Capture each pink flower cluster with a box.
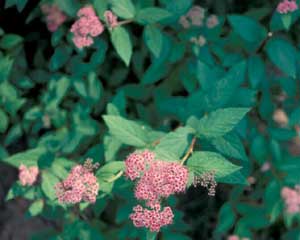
[125,150,189,232]
[104,10,118,28]
[277,0,298,14]
[55,164,99,204]
[41,4,67,32]
[70,6,104,48]
[130,204,174,232]
[179,5,205,28]
[135,160,189,207]
[281,186,300,213]
[125,150,154,180]
[18,164,39,186]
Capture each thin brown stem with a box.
[180,137,196,165]
[107,170,124,183]
[117,19,134,27]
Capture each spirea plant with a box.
[1,0,300,239]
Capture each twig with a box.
[180,137,196,165]
[107,171,124,183]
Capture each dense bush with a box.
[1,0,300,239]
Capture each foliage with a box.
[1,0,300,239]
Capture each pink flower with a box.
[125,150,155,180]
[179,16,190,28]
[134,160,188,206]
[190,35,206,47]
[104,10,118,28]
[260,162,271,172]
[277,0,298,14]
[130,204,174,232]
[281,186,300,214]
[187,6,205,26]
[41,4,67,32]
[206,14,219,28]
[70,6,104,48]
[227,236,240,240]
[18,164,39,186]
[179,5,205,28]
[55,164,99,204]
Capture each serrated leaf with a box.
[187,151,241,179]
[0,57,14,83]
[136,7,172,24]
[2,147,45,167]
[265,38,297,78]
[111,0,135,19]
[0,34,23,49]
[228,15,267,43]
[248,55,265,88]
[111,26,132,66]
[211,133,248,162]
[28,199,44,217]
[154,126,193,161]
[143,25,163,58]
[216,203,236,233]
[103,115,148,147]
[187,108,250,138]
[41,171,59,200]
[96,161,125,181]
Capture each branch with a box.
[180,137,196,165]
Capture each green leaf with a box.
[0,34,23,49]
[6,182,35,201]
[15,0,28,12]
[216,203,236,233]
[111,0,135,19]
[28,199,44,217]
[218,170,248,185]
[265,38,297,78]
[2,147,45,167]
[104,135,122,162]
[0,108,8,133]
[248,55,265,88]
[103,115,148,147]
[281,13,292,30]
[187,108,250,138]
[49,45,72,71]
[136,7,172,24]
[96,161,125,182]
[143,25,163,58]
[210,133,248,162]
[41,170,59,200]
[146,231,157,240]
[0,57,14,83]
[111,26,132,66]
[187,151,241,179]
[228,15,267,43]
[88,72,102,102]
[154,126,193,161]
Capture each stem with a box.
[180,137,196,165]
[117,19,133,27]
[107,171,124,183]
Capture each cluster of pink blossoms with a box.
[281,185,300,213]
[70,6,118,48]
[130,204,174,232]
[70,6,104,48]
[55,163,99,204]
[18,164,39,186]
[41,4,67,32]
[277,0,298,14]
[125,150,189,232]
[179,5,205,28]
[206,14,219,28]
